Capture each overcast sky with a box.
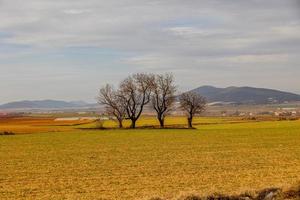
[0,0,300,103]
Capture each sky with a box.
[0,0,300,104]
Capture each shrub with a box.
[0,131,15,135]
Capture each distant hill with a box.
[0,100,95,110]
[1,86,300,109]
[191,86,300,104]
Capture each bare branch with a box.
[98,84,126,128]
[179,91,206,128]
[119,73,155,128]
[151,73,176,128]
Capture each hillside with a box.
[1,86,300,109]
[0,100,93,110]
[192,86,300,104]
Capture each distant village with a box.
[1,102,300,121]
[207,104,300,119]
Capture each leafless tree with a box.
[98,84,126,128]
[179,91,206,128]
[151,73,176,128]
[119,73,155,128]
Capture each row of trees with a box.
[98,73,206,129]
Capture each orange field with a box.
[0,116,93,134]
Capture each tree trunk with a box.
[158,116,164,128]
[130,119,136,129]
[187,117,193,129]
[118,119,123,128]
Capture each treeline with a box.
[98,73,206,129]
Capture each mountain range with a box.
[0,86,300,110]
[192,86,300,104]
[0,100,96,110]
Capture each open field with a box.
[1,116,300,199]
[0,115,256,134]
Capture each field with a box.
[1,116,300,199]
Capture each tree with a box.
[98,84,126,128]
[119,73,155,128]
[179,91,206,128]
[151,73,176,128]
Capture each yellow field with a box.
[0,116,300,199]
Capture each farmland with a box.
[0,116,300,199]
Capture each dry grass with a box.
[156,183,300,199]
[0,117,300,199]
[0,116,92,134]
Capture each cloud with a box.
[63,9,91,15]
[0,0,300,102]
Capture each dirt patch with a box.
[151,184,300,200]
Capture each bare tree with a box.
[98,84,126,128]
[119,73,155,128]
[151,73,176,128]
[179,91,206,128]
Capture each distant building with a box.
[274,109,298,117]
[0,112,8,116]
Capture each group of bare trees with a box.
[98,73,206,129]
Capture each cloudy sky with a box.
[0,0,300,103]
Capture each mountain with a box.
[0,100,94,110]
[192,86,300,104]
[1,86,300,109]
